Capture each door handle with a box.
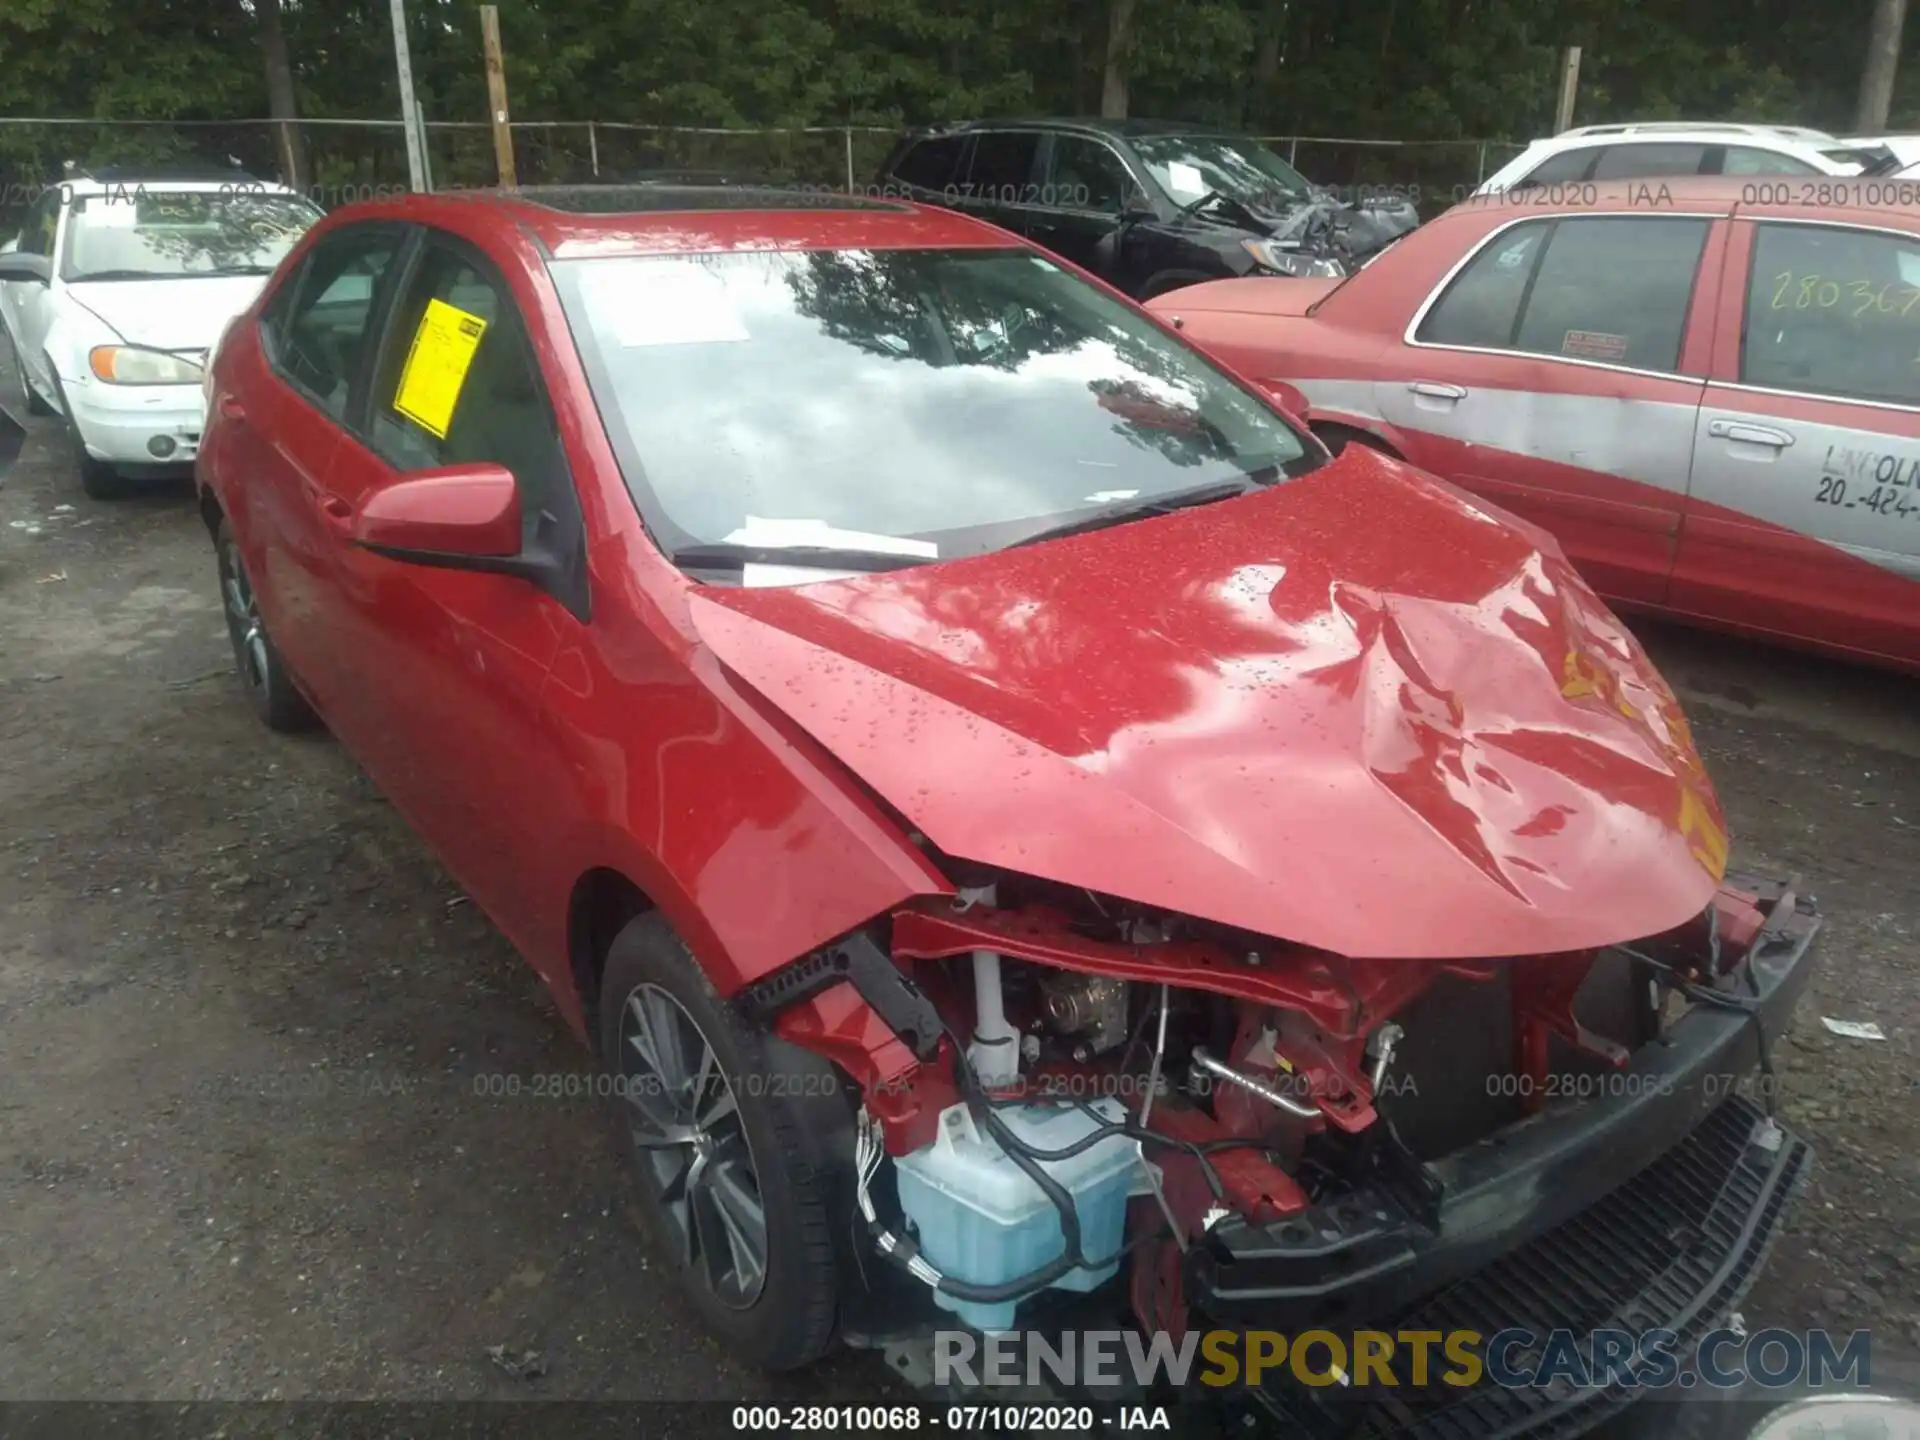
[1707,418,1794,449]
[1408,381,1468,401]
[303,479,354,526]
[217,395,245,422]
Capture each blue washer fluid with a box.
[892,1097,1142,1333]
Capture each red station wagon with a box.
[1147,177,1920,672]
[193,186,1818,1435]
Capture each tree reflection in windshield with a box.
[62,192,321,281]
[559,245,1306,551]
[781,247,1223,470]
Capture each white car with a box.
[1844,132,1920,172]
[0,169,322,497]
[1475,122,1882,194]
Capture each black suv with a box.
[875,118,1420,300]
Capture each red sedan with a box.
[194,186,1815,1429]
[1146,177,1920,672]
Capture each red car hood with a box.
[1146,275,1341,318]
[688,449,1727,961]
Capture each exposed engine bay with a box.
[744,860,1818,1399]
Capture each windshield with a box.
[60,191,321,282]
[552,247,1312,564]
[1130,135,1311,210]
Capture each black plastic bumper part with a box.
[1197,890,1820,1438]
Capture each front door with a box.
[1674,217,1920,665]
[4,189,64,398]
[1025,135,1139,286]
[1373,212,1718,607]
[311,232,587,952]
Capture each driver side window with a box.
[367,238,570,546]
[1044,138,1135,215]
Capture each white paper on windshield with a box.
[1165,161,1206,197]
[1899,250,1920,287]
[722,515,938,559]
[587,262,750,347]
[742,563,870,588]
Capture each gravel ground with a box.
[0,367,1914,1412]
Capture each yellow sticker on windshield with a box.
[393,298,488,439]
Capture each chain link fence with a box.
[0,117,1524,229]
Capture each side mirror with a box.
[354,463,521,561]
[0,252,52,285]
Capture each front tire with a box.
[49,371,124,498]
[598,914,846,1370]
[215,518,315,732]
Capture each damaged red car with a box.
[194,185,1820,1435]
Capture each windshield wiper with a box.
[66,269,167,283]
[669,541,931,574]
[204,265,277,276]
[1011,478,1259,549]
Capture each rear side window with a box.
[964,132,1041,195]
[1722,146,1818,176]
[1513,217,1707,370]
[1419,216,1708,372]
[1742,222,1920,405]
[277,226,402,421]
[1590,143,1708,180]
[1517,148,1598,187]
[892,136,965,190]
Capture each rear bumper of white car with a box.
[65,377,204,469]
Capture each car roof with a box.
[1554,121,1838,142]
[911,117,1249,141]
[336,185,1026,258]
[63,177,305,200]
[1441,175,1920,225]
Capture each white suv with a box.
[0,167,322,497]
[1475,122,1882,195]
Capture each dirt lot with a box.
[0,371,1915,1409]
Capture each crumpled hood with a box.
[1250,191,1420,259]
[688,449,1727,961]
[66,276,268,351]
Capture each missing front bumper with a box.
[1194,883,1820,1437]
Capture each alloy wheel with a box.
[220,539,270,692]
[618,983,769,1309]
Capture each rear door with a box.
[1674,216,1920,664]
[238,220,409,705]
[1373,211,1722,606]
[1024,134,1141,284]
[950,129,1045,239]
